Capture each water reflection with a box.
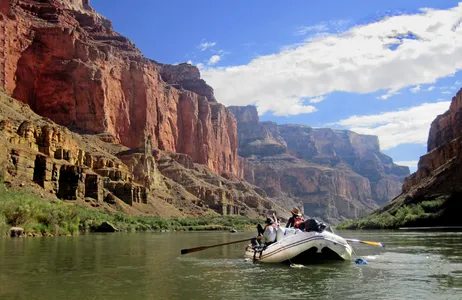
[0,230,461,299]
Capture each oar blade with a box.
[345,238,384,247]
[363,241,383,247]
[181,247,206,255]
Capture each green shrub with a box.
[0,188,81,235]
[420,198,446,213]
[336,197,449,230]
[0,181,264,235]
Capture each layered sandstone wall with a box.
[229,105,409,223]
[427,89,462,151]
[154,62,216,102]
[0,93,150,208]
[0,91,283,218]
[0,0,238,176]
[403,88,462,192]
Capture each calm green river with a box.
[1,230,461,299]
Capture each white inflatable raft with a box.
[244,227,353,264]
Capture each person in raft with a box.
[252,214,279,247]
[262,216,278,245]
[286,207,305,229]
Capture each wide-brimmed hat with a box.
[290,207,302,216]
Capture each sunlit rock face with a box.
[0,0,289,219]
[1,0,239,177]
[229,105,409,224]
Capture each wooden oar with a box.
[181,237,255,255]
[345,238,384,247]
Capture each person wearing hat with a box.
[286,207,305,229]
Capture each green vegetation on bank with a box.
[0,182,263,236]
[336,195,451,229]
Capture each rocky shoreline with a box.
[0,181,263,238]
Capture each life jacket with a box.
[294,217,304,228]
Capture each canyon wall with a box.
[352,88,462,228]
[402,88,462,194]
[0,0,288,219]
[0,0,415,224]
[229,105,410,223]
[0,91,283,218]
[0,0,238,176]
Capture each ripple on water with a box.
[2,231,462,300]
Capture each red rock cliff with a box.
[403,88,462,192]
[0,0,239,176]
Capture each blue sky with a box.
[92,0,462,172]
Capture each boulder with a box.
[95,221,118,233]
[9,227,25,237]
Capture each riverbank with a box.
[0,183,263,237]
[336,193,460,230]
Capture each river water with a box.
[0,230,461,300]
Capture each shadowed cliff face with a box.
[229,105,410,224]
[0,0,238,176]
[402,88,462,195]
[347,88,462,228]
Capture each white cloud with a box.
[442,90,453,94]
[296,20,350,36]
[309,95,326,103]
[410,85,421,93]
[202,4,462,116]
[270,100,317,116]
[411,85,435,93]
[296,24,329,35]
[395,160,419,168]
[456,80,462,85]
[199,41,216,51]
[208,55,221,65]
[334,102,450,150]
[186,60,193,65]
[196,63,205,70]
[378,88,401,100]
